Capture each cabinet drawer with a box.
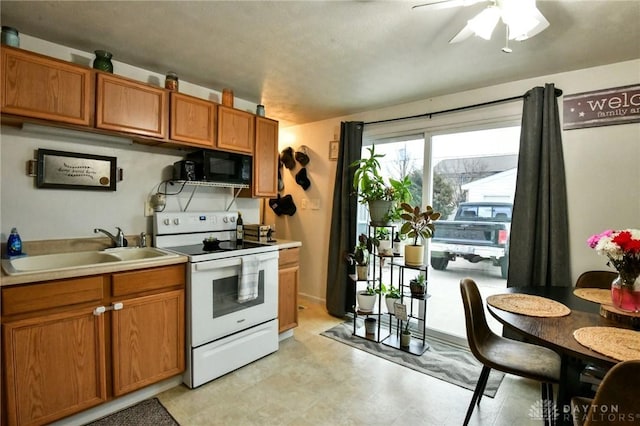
[2,276,104,317]
[278,247,300,267]
[111,264,185,297]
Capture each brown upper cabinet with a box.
[1,46,93,126]
[96,73,168,139]
[253,116,279,197]
[217,105,255,154]
[169,92,217,148]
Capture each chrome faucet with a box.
[94,227,126,247]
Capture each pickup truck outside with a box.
[430,202,512,279]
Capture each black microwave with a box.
[185,150,251,185]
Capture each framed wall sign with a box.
[36,149,117,191]
[563,84,640,130]
[329,140,339,160]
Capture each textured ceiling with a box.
[2,1,639,128]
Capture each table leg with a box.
[557,355,591,426]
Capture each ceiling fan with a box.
[413,0,549,47]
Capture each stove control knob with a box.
[230,216,236,223]
[163,219,171,226]
[173,218,180,225]
[222,216,228,223]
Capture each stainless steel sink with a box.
[2,247,179,276]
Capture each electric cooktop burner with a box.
[165,241,265,256]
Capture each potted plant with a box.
[409,273,427,298]
[345,233,376,280]
[386,175,413,224]
[401,319,412,348]
[384,283,402,315]
[399,203,441,267]
[350,146,394,225]
[356,283,382,313]
[375,227,392,254]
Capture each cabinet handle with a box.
[93,303,123,315]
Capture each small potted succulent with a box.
[345,233,376,280]
[401,320,412,348]
[409,273,427,298]
[384,283,402,315]
[399,203,441,267]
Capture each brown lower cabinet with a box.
[1,264,185,426]
[278,247,300,332]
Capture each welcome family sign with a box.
[563,84,640,130]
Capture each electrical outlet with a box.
[144,201,154,217]
[310,198,320,210]
[301,198,309,209]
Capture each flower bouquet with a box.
[588,229,640,311]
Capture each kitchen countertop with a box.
[1,236,188,287]
[265,239,302,250]
[1,238,300,287]
[0,237,302,287]
[1,254,188,287]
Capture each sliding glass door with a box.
[363,125,519,341]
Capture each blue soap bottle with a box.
[7,227,22,256]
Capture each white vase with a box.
[378,239,391,252]
[404,244,425,266]
[385,296,401,315]
[357,292,376,313]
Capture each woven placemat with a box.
[573,326,640,361]
[573,288,612,305]
[487,293,571,317]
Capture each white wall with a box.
[277,59,640,304]
[0,35,261,243]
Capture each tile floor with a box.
[157,298,546,425]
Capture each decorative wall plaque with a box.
[36,149,117,191]
[563,84,640,130]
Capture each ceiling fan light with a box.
[468,6,501,40]
[512,7,550,41]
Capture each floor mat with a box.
[87,397,179,425]
[321,321,504,397]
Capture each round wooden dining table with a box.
[486,286,636,426]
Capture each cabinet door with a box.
[253,116,279,197]
[278,265,299,332]
[1,46,92,125]
[3,308,107,426]
[170,92,216,147]
[216,105,254,154]
[96,73,167,138]
[111,290,185,396]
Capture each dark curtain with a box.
[508,83,571,287]
[326,121,363,317]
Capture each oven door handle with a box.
[194,257,242,271]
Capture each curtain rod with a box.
[363,86,563,126]
[363,94,524,126]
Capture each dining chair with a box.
[575,270,617,289]
[570,360,640,426]
[460,278,561,426]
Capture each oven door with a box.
[188,251,278,347]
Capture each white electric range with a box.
[154,211,279,388]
